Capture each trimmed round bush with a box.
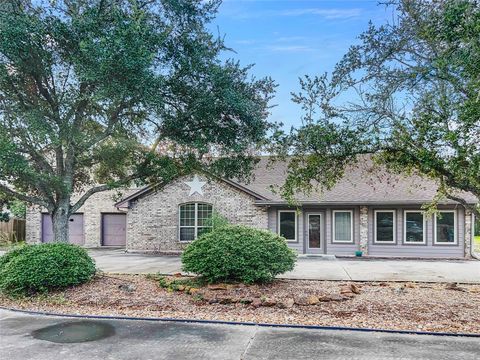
[0,243,96,296]
[181,225,297,284]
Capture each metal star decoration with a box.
[184,175,206,196]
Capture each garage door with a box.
[41,213,84,245]
[102,214,126,247]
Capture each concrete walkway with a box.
[1,309,479,360]
[89,249,480,284]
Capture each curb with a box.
[2,306,479,338]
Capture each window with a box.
[278,211,296,242]
[434,211,457,245]
[404,211,425,244]
[333,210,353,243]
[179,203,213,241]
[374,210,396,243]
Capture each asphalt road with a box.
[1,310,479,360]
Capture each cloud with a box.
[265,45,315,52]
[230,7,363,20]
[279,8,363,19]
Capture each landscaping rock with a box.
[307,295,320,305]
[208,284,229,291]
[261,297,277,307]
[188,287,201,295]
[349,284,361,294]
[318,294,349,302]
[340,284,360,297]
[251,298,262,308]
[218,297,236,304]
[278,298,295,309]
[239,298,253,305]
[445,282,467,292]
[294,295,310,306]
[118,284,136,293]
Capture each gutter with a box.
[254,200,477,206]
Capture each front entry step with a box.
[298,254,336,260]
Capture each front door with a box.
[307,213,324,254]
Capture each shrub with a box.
[181,225,297,284]
[0,243,96,296]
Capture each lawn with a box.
[475,236,480,254]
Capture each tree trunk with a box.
[52,200,70,243]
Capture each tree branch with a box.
[0,183,50,208]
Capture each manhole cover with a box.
[31,320,115,343]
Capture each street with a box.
[1,309,479,360]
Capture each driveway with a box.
[89,249,480,283]
[1,309,478,360]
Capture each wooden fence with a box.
[0,218,26,243]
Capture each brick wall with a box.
[126,175,268,252]
[25,188,137,246]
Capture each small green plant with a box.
[0,243,96,296]
[182,225,297,284]
[157,276,204,292]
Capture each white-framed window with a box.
[332,210,353,243]
[278,210,297,242]
[434,210,457,245]
[404,211,426,244]
[374,210,396,244]
[179,203,213,242]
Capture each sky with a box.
[209,0,395,129]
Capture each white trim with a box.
[403,210,426,244]
[434,210,457,245]
[178,202,213,242]
[277,210,297,242]
[332,210,354,244]
[374,210,396,244]
[307,213,323,249]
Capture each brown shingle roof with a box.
[237,157,477,205]
[116,156,477,206]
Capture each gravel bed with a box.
[1,274,479,334]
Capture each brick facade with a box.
[25,189,136,246]
[126,175,268,253]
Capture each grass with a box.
[474,236,480,254]
[0,241,24,252]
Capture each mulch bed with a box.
[1,274,479,334]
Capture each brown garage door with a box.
[102,214,126,247]
[41,213,84,245]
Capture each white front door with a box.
[307,213,324,254]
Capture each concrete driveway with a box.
[89,249,480,284]
[1,309,479,360]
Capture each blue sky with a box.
[210,0,394,128]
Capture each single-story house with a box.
[26,157,477,258]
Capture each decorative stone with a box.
[307,295,320,305]
[445,282,467,292]
[118,284,136,292]
[278,298,295,309]
[318,294,349,302]
[261,297,277,307]
[207,284,229,290]
[294,295,310,306]
[251,298,262,308]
